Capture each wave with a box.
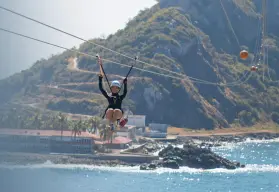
[1,161,279,174]
[229,137,279,144]
[212,137,279,151]
[153,138,279,155]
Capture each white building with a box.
[115,126,136,139]
[143,131,167,138]
[149,123,169,133]
[126,115,146,128]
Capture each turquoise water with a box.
[1,140,279,192]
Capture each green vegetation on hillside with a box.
[1,0,279,129]
[0,107,106,138]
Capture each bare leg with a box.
[106,109,114,124]
[106,108,117,131]
[112,109,123,123]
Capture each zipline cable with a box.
[0,5,253,86]
[0,5,187,78]
[0,27,253,87]
[219,0,241,49]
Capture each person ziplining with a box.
[97,55,135,131]
[98,75,127,131]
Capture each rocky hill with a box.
[1,0,279,129]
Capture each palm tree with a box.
[30,113,43,129]
[103,126,109,142]
[71,119,82,139]
[98,123,106,140]
[57,112,67,140]
[0,113,8,128]
[17,115,25,129]
[50,115,60,130]
[42,115,51,130]
[98,124,113,143]
[7,108,18,128]
[88,116,101,134]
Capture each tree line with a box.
[0,108,112,140]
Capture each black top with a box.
[98,75,127,110]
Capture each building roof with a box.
[0,128,100,140]
[97,136,132,145]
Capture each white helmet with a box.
[111,80,121,88]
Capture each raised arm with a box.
[98,75,109,99]
[120,78,127,100]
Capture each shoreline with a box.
[177,130,278,137]
[0,152,143,167]
[174,131,279,144]
[1,132,279,168]
[168,125,279,136]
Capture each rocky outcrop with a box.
[125,140,161,154]
[140,143,244,170]
[143,141,161,153]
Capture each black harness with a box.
[97,55,137,119]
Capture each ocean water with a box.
[1,139,279,192]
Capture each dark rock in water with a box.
[140,164,148,170]
[163,156,183,165]
[200,142,212,148]
[140,163,157,170]
[157,144,243,170]
[213,143,222,147]
[162,160,180,169]
[148,163,157,169]
[144,142,161,153]
[138,137,156,145]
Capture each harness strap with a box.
[100,55,137,119]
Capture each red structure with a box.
[240,50,249,60]
[251,66,258,71]
[119,118,128,128]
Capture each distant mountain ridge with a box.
[1,0,279,129]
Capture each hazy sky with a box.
[0,0,156,79]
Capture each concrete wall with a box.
[0,134,94,154]
[0,134,50,153]
[50,136,93,154]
